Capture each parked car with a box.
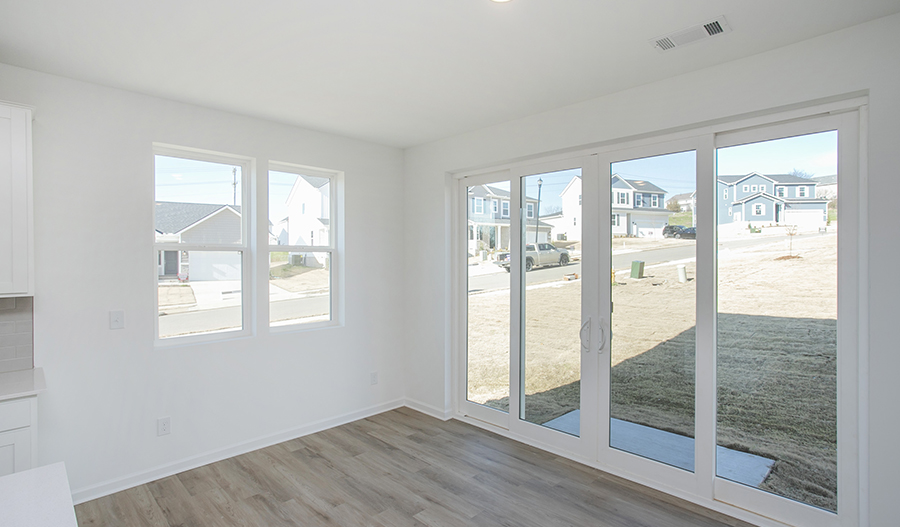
[663,225,686,238]
[674,227,696,239]
[495,243,570,272]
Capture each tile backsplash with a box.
[0,297,33,373]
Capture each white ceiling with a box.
[1,1,898,148]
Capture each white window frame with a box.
[724,188,728,200]
[651,195,659,207]
[526,202,535,219]
[501,200,510,218]
[759,184,766,193]
[798,186,808,197]
[492,199,499,214]
[753,203,765,215]
[777,186,785,197]
[751,184,758,192]
[153,144,253,345]
[268,161,342,332]
[474,197,484,214]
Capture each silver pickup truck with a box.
[495,243,570,272]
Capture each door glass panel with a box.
[466,183,510,411]
[716,131,838,511]
[609,151,697,470]
[520,169,582,434]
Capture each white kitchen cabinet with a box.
[0,102,34,298]
[0,368,44,476]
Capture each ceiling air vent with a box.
[651,16,731,53]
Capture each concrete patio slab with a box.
[543,410,774,487]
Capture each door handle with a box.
[580,318,591,353]
[598,318,607,353]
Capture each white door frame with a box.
[451,97,866,527]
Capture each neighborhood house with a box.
[467,184,550,254]
[274,173,331,267]
[717,172,829,231]
[155,202,242,281]
[610,174,672,237]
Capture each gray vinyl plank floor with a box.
[76,408,755,527]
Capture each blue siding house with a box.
[717,173,829,230]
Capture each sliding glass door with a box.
[457,106,861,527]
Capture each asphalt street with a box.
[468,234,796,293]
[159,233,804,337]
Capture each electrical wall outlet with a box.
[109,310,125,330]
[157,417,171,436]
[370,371,378,385]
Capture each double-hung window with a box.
[154,146,251,341]
[501,200,510,217]
[268,163,339,329]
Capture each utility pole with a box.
[535,177,543,243]
[232,167,237,206]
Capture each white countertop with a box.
[0,462,77,527]
[0,367,45,402]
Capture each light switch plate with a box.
[109,310,125,330]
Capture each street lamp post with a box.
[535,177,543,243]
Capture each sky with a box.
[490,130,838,214]
[154,157,314,227]
[157,130,838,222]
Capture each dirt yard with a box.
[269,264,329,293]
[466,233,838,511]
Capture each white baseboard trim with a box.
[403,398,453,421]
[71,398,405,505]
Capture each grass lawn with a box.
[668,211,693,227]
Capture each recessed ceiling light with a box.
[491,0,512,3]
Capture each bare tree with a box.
[789,168,815,179]
[786,224,798,257]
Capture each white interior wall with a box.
[403,13,900,526]
[0,62,407,501]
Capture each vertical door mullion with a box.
[695,133,716,498]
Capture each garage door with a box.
[188,252,241,281]
[784,209,825,230]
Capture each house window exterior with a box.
[759,185,766,193]
[501,201,509,217]
[753,203,765,216]
[526,202,534,219]
[617,191,629,205]
[612,214,619,226]
[751,185,758,192]
[474,197,484,214]
[777,186,785,197]
[798,186,808,197]
[743,184,750,192]
[492,199,498,214]
[724,188,728,200]
[651,195,659,207]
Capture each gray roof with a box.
[813,174,838,185]
[667,192,694,202]
[155,202,241,234]
[470,184,539,202]
[718,173,816,185]
[611,174,666,194]
[627,179,667,193]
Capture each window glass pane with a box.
[155,155,242,244]
[520,170,581,434]
[466,183,510,411]
[609,151,696,469]
[716,130,837,511]
[269,170,331,247]
[158,251,242,338]
[269,252,331,326]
